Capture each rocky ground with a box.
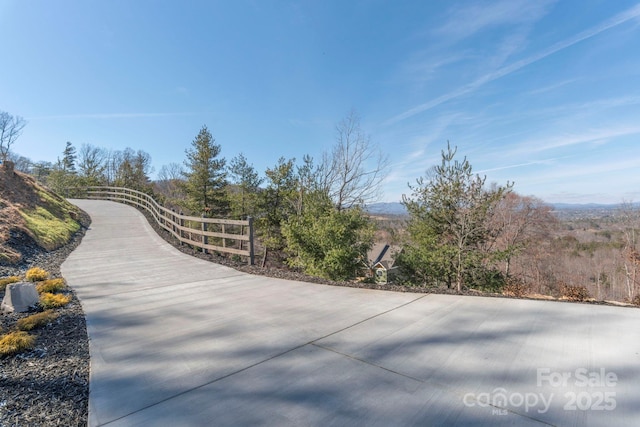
[0,212,91,427]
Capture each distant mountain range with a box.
[366,201,640,216]
[550,202,640,211]
[365,202,407,215]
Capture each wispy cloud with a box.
[528,157,640,183]
[515,124,640,155]
[526,78,579,95]
[476,157,566,174]
[401,51,472,85]
[386,3,640,125]
[434,0,554,41]
[473,95,640,130]
[28,112,201,120]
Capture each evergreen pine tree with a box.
[62,141,77,173]
[182,126,229,216]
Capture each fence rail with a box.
[72,186,255,265]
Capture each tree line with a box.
[3,108,638,301]
[6,111,387,281]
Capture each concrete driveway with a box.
[61,200,640,426]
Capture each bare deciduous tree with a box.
[104,147,153,190]
[156,162,186,202]
[0,111,27,162]
[318,110,389,211]
[158,162,184,182]
[8,152,33,173]
[78,143,107,185]
[618,201,639,300]
[491,192,557,277]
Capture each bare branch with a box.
[0,111,27,162]
[319,110,389,210]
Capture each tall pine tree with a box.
[62,141,77,173]
[182,126,229,216]
[399,143,512,291]
[228,153,262,219]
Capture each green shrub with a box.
[25,267,49,282]
[36,278,65,294]
[0,331,36,357]
[466,268,507,292]
[16,310,59,331]
[39,292,71,309]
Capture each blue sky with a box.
[1,0,639,204]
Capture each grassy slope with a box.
[0,164,80,263]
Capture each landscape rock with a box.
[1,281,39,313]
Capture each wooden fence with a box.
[75,186,255,265]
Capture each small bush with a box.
[631,295,640,306]
[36,278,66,294]
[0,331,36,357]
[561,284,590,301]
[16,310,59,331]
[502,278,530,298]
[25,267,49,282]
[39,292,71,309]
[0,276,21,291]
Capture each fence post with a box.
[179,211,184,246]
[201,214,208,254]
[247,216,255,266]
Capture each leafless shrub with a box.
[560,283,590,301]
[502,277,530,298]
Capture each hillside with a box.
[0,161,81,265]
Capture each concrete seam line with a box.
[310,342,426,384]
[99,294,430,426]
[308,293,430,344]
[308,343,558,427]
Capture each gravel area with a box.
[0,212,91,427]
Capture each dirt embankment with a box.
[0,162,81,265]
[1,162,91,426]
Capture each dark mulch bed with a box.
[0,212,91,427]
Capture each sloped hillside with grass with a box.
[0,163,90,425]
[0,162,81,264]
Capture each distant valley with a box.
[367,201,640,218]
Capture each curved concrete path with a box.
[62,200,640,427]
